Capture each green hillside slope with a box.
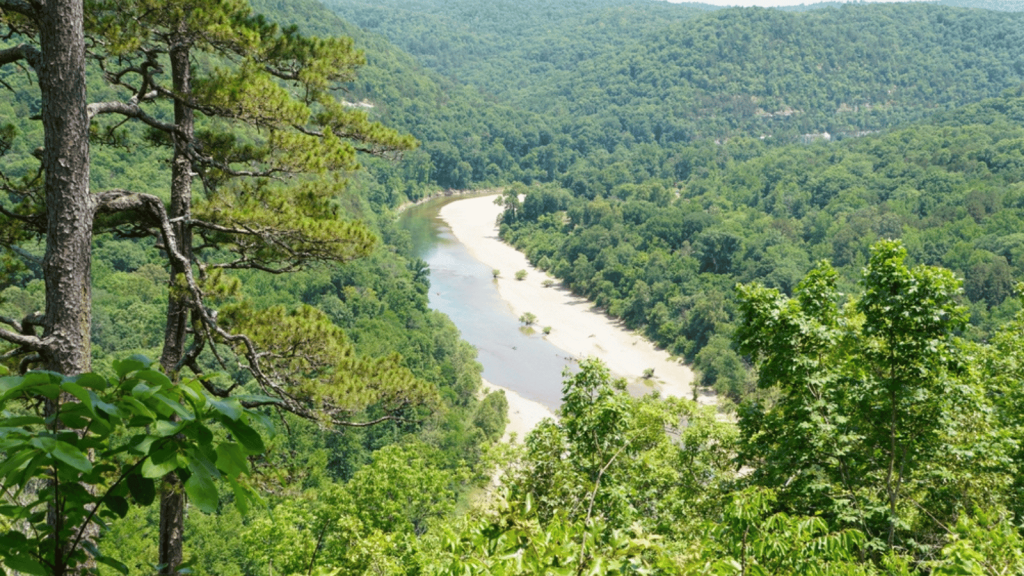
[326,0,1024,149]
[501,90,1024,399]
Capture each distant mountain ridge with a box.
[325,0,1024,143]
[936,0,1024,11]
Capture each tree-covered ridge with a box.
[229,1,1024,197]
[559,3,1024,141]
[5,0,1024,573]
[326,0,1024,148]
[936,0,1024,11]
[322,0,713,100]
[500,91,1024,400]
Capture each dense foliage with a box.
[330,0,1024,154]
[5,0,1024,574]
[501,91,1024,399]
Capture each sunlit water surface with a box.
[399,196,574,410]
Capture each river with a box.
[398,196,574,410]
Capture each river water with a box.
[398,196,574,410]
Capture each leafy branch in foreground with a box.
[0,356,271,576]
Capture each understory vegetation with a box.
[3,0,1024,574]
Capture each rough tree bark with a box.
[0,1,95,573]
[37,0,92,376]
[156,30,194,576]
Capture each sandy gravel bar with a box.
[440,194,710,405]
[480,379,556,443]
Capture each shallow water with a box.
[399,196,574,410]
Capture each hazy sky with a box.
[668,0,922,6]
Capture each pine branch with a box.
[0,324,49,352]
[87,100,179,134]
[93,188,408,430]
[0,43,39,68]
[0,1,36,20]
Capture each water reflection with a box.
[399,197,574,410]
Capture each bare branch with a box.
[94,187,407,429]
[87,100,178,134]
[0,43,39,68]
[0,312,43,335]
[0,314,23,332]
[190,153,291,179]
[0,203,46,232]
[0,0,36,20]
[0,325,49,352]
[17,352,40,374]
[0,345,26,361]
[9,245,41,266]
[291,125,396,155]
[207,259,299,275]
[175,334,206,374]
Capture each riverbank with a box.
[394,188,501,215]
[440,195,710,405]
[480,379,555,443]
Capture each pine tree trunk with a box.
[37,0,92,376]
[157,34,194,576]
[31,2,92,574]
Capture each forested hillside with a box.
[937,0,1024,10]
[4,0,1024,574]
[500,91,1024,399]
[0,0,506,573]
[329,0,1024,146]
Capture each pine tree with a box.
[1,1,434,572]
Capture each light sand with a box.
[440,194,711,406]
[480,379,556,443]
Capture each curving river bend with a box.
[399,196,574,410]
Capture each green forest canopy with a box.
[3,0,1024,574]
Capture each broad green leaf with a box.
[246,410,276,437]
[142,448,180,479]
[215,442,249,477]
[2,376,59,402]
[58,410,91,430]
[106,495,129,518]
[0,530,28,548]
[0,416,44,427]
[131,382,157,401]
[21,372,62,386]
[96,555,130,575]
[0,505,24,518]
[8,452,48,493]
[59,381,93,414]
[188,444,220,479]
[221,418,265,455]
[0,375,22,396]
[28,436,56,452]
[127,473,156,506]
[207,397,242,421]
[134,369,171,389]
[151,392,194,421]
[91,392,126,419]
[74,372,109,392]
[131,435,158,455]
[181,385,205,409]
[231,479,250,515]
[187,423,213,446]
[120,396,156,420]
[114,357,148,378]
[155,419,187,437]
[185,461,219,514]
[3,554,48,576]
[51,440,92,473]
